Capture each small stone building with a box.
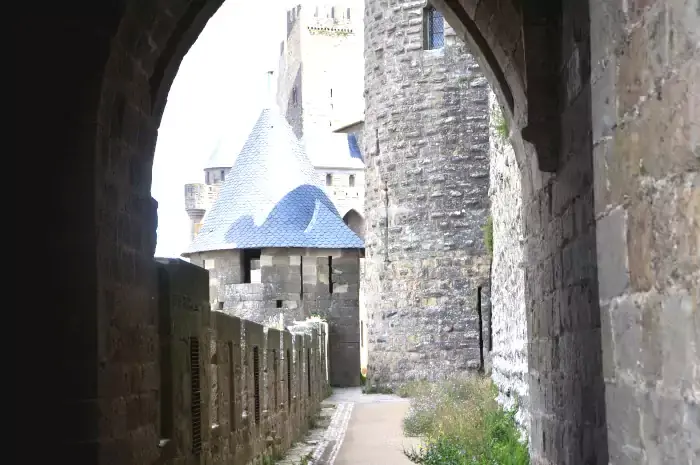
[184,107,364,387]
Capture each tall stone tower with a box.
[363,0,492,388]
[277,1,365,222]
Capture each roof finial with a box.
[265,70,275,109]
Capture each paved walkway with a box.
[325,388,421,465]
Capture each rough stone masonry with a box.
[363,0,491,388]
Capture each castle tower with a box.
[184,144,230,240]
[363,0,492,388]
[183,106,365,387]
[277,1,366,223]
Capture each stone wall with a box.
[316,166,365,219]
[363,0,492,388]
[487,90,528,430]
[188,248,362,387]
[589,1,700,464]
[156,258,328,465]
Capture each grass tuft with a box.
[402,375,528,465]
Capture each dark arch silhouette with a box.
[342,209,365,241]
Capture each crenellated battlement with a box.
[286,2,362,35]
[184,183,219,215]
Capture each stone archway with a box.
[342,209,365,240]
[20,2,698,465]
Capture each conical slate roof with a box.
[185,108,364,253]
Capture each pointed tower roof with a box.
[185,108,364,254]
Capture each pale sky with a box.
[152,0,287,257]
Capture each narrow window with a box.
[298,349,302,395]
[347,7,351,19]
[218,301,224,310]
[220,169,225,182]
[330,6,335,18]
[189,337,202,455]
[349,174,355,187]
[286,349,292,406]
[205,171,210,184]
[423,6,444,50]
[291,87,298,105]
[243,249,262,283]
[307,349,312,397]
[228,341,236,431]
[326,173,333,186]
[476,286,484,372]
[202,259,206,269]
[314,6,319,17]
[253,346,261,424]
[328,256,334,294]
[360,321,364,347]
[299,256,304,300]
[487,293,493,352]
[276,299,283,308]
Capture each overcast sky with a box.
[151,0,287,257]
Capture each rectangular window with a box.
[276,299,283,308]
[243,249,262,283]
[328,256,334,294]
[349,174,356,187]
[326,173,333,186]
[423,6,444,50]
[253,346,261,424]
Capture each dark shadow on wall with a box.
[522,2,609,464]
[343,209,365,240]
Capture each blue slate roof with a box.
[185,108,364,253]
[347,133,363,162]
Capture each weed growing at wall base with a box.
[483,216,493,256]
[402,376,528,465]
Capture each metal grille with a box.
[189,337,202,455]
[427,7,444,49]
[228,341,236,431]
[272,349,279,408]
[287,349,292,406]
[253,346,261,424]
[307,349,312,397]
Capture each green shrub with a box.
[483,216,493,256]
[397,379,432,398]
[494,110,509,142]
[402,375,528,465]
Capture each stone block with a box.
[596,207,630,301]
